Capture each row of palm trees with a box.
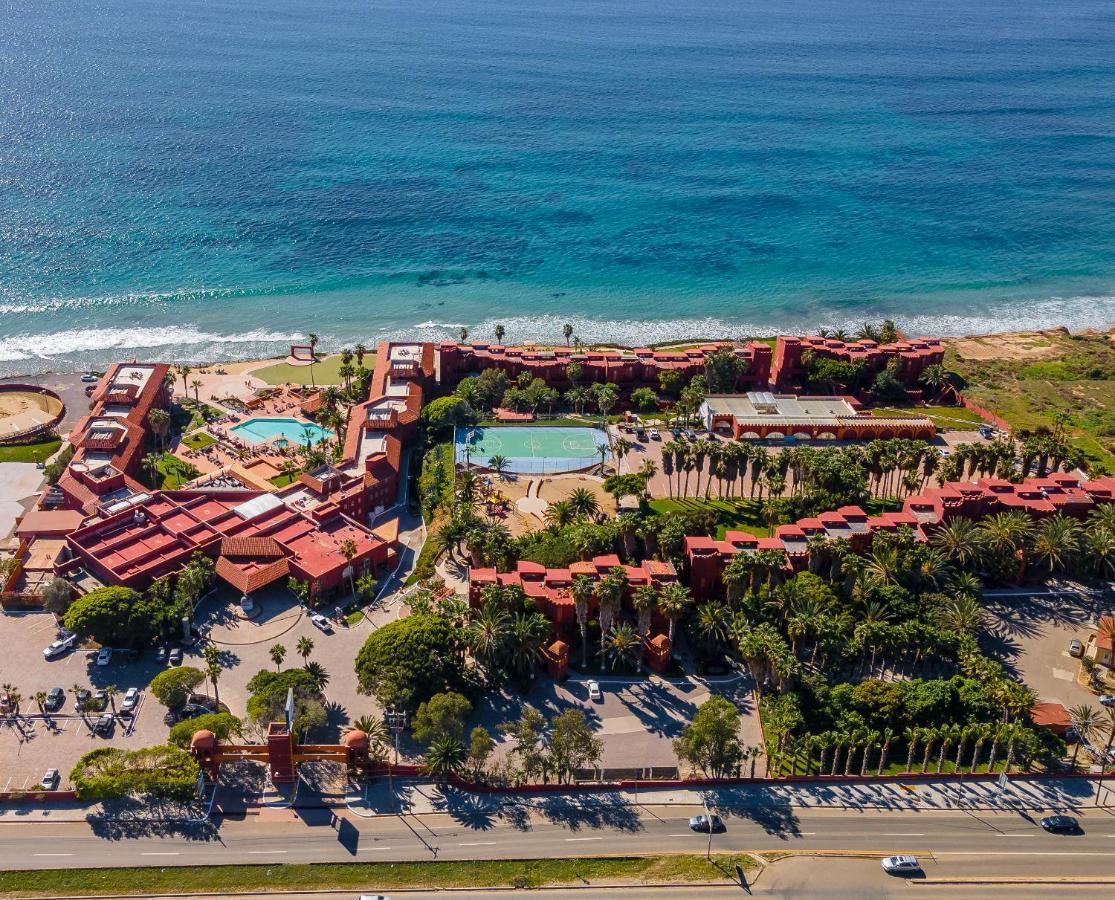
[655,438,938,503]
[777,721,1036,778]
[931,506,1115,579]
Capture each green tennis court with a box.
[454,426,609,474]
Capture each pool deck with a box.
[231,416,334,445]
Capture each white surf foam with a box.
[0,326,306,362]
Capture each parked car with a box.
[1068,639,1084,658]
[74,688,91,710]
[688,814,724,833]
[1040,815,1080,834]
[587,681,602,702]
[881,855,920,874]
[95,647,112,666]
[92,689,107,710]
[45,688,65,711]
[155,645,168,663]
[649,428,661,440]
[80,374,99,383]
[40,769,59,790]
[121,687,140,712]
[671,428,682,440]
[43,634,77,660]
[93,714,114,736]
[685,429,698,441]
[310,613,334,634]
[1099,695,1115,709]
[168,648,183,666]
[358,895,391,900]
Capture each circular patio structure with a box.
[0,384,65,445]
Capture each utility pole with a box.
[385,707,407,813]
[704,798,713,860]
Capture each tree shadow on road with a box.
[532,791,643,833]
[87,798,222,842]
[701,789,802,840]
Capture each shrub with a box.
[150,667,206,709]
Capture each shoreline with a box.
[2,323,1112,384]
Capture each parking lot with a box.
[982,586,1112,709]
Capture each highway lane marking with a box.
[565,837,603,842]
[247,850,288,855]
[33,853,72,857]
[140,852,180,856]
[458,841,498,846]
[995,834,1036,838]
[891,833,925,836]
[362,847,394,851]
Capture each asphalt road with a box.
[4,803,1115,882]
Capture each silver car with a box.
[881,855,920,874]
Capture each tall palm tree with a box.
[1069,704,1102,769]
[631,584,658,645]
[507,612,549,676]
[656,582,692,642]
[596,568,627,657]
[297,636,314,664]
[494,324,505,344]
[562,323,574,345]
[570,575,595,669]
[269,643,287,671]
[1031,515,1082,573]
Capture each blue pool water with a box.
[2,0,1114,374]
[230,417,334,446]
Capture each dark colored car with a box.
[688,814,724,833]
[1040,815,1080,834]
[93,714,114,736]
[74,688,91,710]
[45,687,65,711]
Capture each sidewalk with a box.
[345,775,1115,818]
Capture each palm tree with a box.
[297,636,314,664]
[70,684,87,719]
[1069,704,1102,769]
[1031,515,1082,573]
[934,594,984,636]
[562,323,573,345]
[339,538,358,596]
[467,602,511,666]
[596,568,627,658]
[307,332,319,387]
[494,324,505,344]
[567,487,600,520]
[191,379,203,405]
[458,327,469,343]
[488,455,509,480]
[424,736,467,777]
[571,575,595,669]
[142,452,163,488]
[303,661,330,691]
[631,584,658,644]
[269,643,287,671]
[656,582,692,642]
[930,518,986,569]
[34,690,48,717]
[507,612,548,676]
[103,685,118,715]
[179,364,192,396]
[604,622,642,671]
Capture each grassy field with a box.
[254,353,371,387]
[944,331,1115,471]
[0,436,61,464]
[648,497,773,538]
[0,855,758,897]
[870,404,990,428]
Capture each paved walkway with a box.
[346,775,1111,818]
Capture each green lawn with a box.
[648,497,773,538]
[141,455,200,490]
[181,431,217,450]
[254,353,372,387]
[870,404,990,428]
[0,855,758,897]
[0,436,61,464]
[269,471,300,488]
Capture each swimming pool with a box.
[454,426,609,474]
[230,417,334,446]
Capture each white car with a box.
[649,428,661,440]
[121,687,140,712]
[587,680,602,702]
[310,613,333,634]
[40,769,59,790]
[881,855,920,874]
[80,374,99,383]
[43,635,77,659]
[95,647,112,666]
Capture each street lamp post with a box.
[385,708,407,813]
[704,799,713,860]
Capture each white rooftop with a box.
[232,493,284,521]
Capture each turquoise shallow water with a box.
[1,0,1114,374]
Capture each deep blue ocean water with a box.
[2,0,1114,373]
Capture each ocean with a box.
[2,0,1114,375]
